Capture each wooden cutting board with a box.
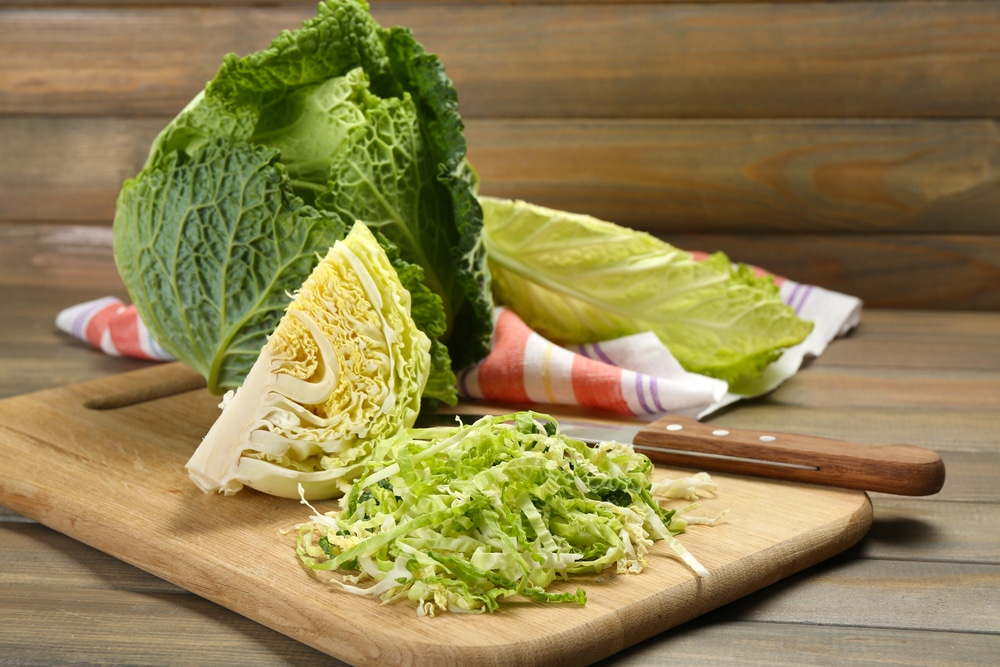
[0,362,872,666]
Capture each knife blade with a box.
[422,413,945,496]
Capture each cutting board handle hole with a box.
[84,374,208,410]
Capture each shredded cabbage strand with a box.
[296,412,717,615]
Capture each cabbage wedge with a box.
[186,222,431,499]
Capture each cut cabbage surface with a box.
[185,222,431,499]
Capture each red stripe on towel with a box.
[84,302,121,349]
[571,355,631,415]
[108,304,145,358]
[477,308,532,403]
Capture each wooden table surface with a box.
[1,224,997,666]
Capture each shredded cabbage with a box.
[296,412,717,615]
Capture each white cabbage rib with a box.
[185,222,431,499]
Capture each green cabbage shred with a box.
[296,412,714,615]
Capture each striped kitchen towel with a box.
[456,307,729,419]
[55,277,861,419]
[55,296,174,361]
[457,271,861,419]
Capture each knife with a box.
[423,413,945,496]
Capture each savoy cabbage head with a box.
[113,0,492,401]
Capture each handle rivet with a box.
[665,424,684,431]
[712,429,730,436]
[759,435,777,442]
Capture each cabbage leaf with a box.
[480,197,813,387]
[114,139,347,392]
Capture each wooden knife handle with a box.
[633,416,945,496]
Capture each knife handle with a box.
[633,416,945,496]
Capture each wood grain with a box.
[707,405,1000,451]
[614,619,1000,666]
[0,363,873,667]
[853,308,1000,338]
[0,282,156,401]
[2,1,999,664]
[0,117,162,224]
[630,414,944,496]
[768,366,1000,410]
[817,337,1000,371]
[1,297,998,664]
[863,499,1000,563]
[3,0,922,6]
[468,119,1000,234]
[4,520,997,667]
[8,116,1000,235]
[1,0,998,333]
[0,524,338,666]
[902,451,1000,503]
[660,233,1000,311]
[2,3,999,119]
[3,219,998,314]
[723,558,1000,633]
[0,224,122,289]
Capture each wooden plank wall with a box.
[1,0,998,310]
